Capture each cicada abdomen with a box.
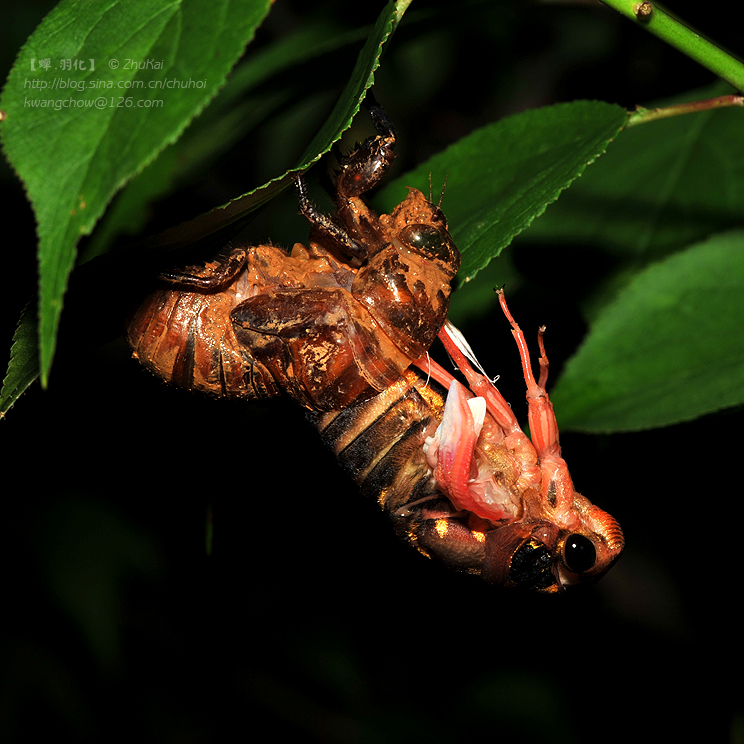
[126,106,460,410]
[311,367,443,520]
[126,258,278,399]
[311,294,624,592]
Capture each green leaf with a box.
[376,100,628,280]
[80,18,372,263]
[0,0,272,387]
[294,0,406,169]
[0,307,39,420]
[126,0,405,262]
[522,86,744,263]
[550,230,744,432]
[0,0,408,417]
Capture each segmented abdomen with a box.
[310,369,444,517]
[126,284,279,400]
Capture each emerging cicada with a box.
[126,106,460,410]
[312,291,624,591]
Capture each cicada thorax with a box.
[126,106,461,411]
[352,189,460,361]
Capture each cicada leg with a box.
[495,289,583,517]
[437,321,522,437]
[411,353,458,391]
[495,288,560,461]
[334,104,397,199]
[292,105,398,264]
[293,174,368,261]
[434,302,577,522]
[157,246,248,289]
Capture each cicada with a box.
[311,291,624,591]
[126,106,460,410]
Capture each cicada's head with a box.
[481,508,624,593]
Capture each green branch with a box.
[601,0,744,92]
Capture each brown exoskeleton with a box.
[311,291,624,591]
[126,106,460,410]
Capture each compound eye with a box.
[399,223,453,262]
[508,538,556,591]
[563,534,597,573]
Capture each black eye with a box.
[399,224,453,262]
[563,534,597,573]
[509,539,556,591]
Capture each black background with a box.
[1,1,741,741]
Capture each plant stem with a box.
[626,94,744,126]
[600,0,744,92]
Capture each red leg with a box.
[536,326,549,390]
[496,289,561,461]
[412,353,458,391]
[437,322,521,435]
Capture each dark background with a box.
[1,1,741,741]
